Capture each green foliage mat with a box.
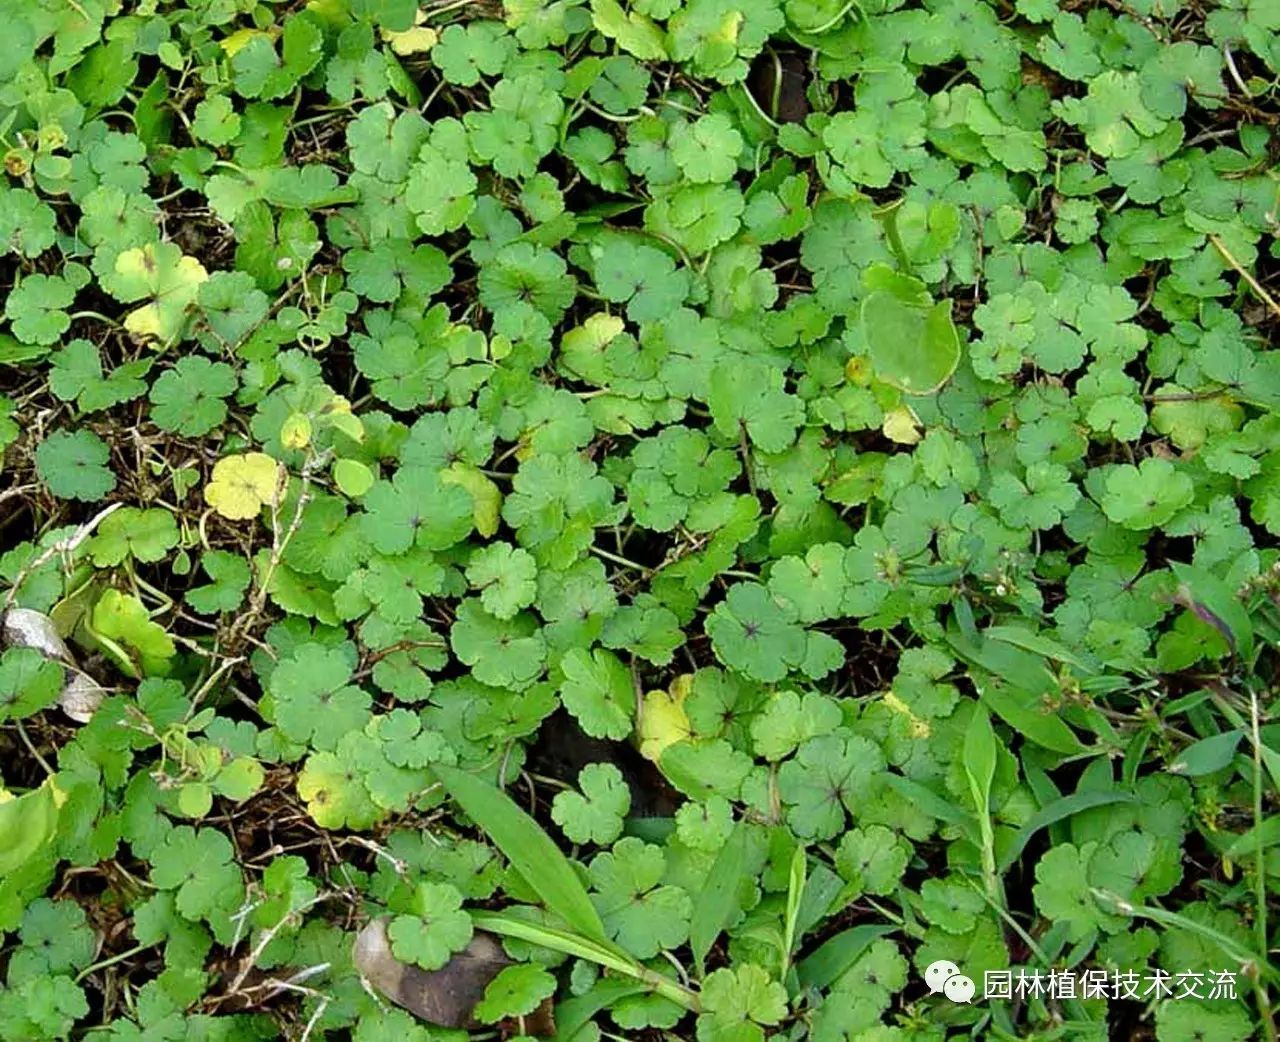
[1,0,1279,1039]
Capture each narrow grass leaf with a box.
[435,764,608,945]
[689,819,749,975]
[998,790,1138,872]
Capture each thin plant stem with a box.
[1210,234,1280,321]
[75,942,155,983]
[16,719,54,776]
[1250,687,1278,1042]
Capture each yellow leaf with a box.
[638,674,693,763]
[844,356,872,386]
[123,303,165,340]
[562,312,625,364]
[711,9,743,47]
[442,462,502,538]
[882,404,922,445]
[281,412,312,449]
[115,247,208,344]
[323,396,365,442]
[173,254,210,285]
[205,452,283,520]
[384,25,438,55]
[305,0,349,26]
[221,28,272,56]
[591,0,668,60]
[333,458,374,498]
[92,589,176,674]
[0,777,64,875]
[379,7,436,54]
[882,691,930,739]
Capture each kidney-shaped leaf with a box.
[861,291,960,395]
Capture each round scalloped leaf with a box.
[35,430,116,501]
[204,452,284,521]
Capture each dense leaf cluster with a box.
[1,0,1279,1040]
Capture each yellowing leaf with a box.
[123,303,165,340]
[333,458,374,498]
[442,462,502,538]
[591,0,668,59]
[882,405,922,445]
[92,589,176,676]
[281,412,312,449]
[113,245,205,291]
[221,28,273,56]
[114,246,209,344]
[882,691,930,739]
[0,776,64,875]
[710,10,743,48]
[639,674,692,762]
[305,0,349,26]
[205,452,283,520]
[379,7,437,54]
[384,25,438,55]
[560,313,626,384]
[174,253,208,282]
[844,356,873,386]
[323,396,364,442]
[569,312,625,349]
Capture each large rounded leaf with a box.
[861,291,960,395]
[0,777,63,875]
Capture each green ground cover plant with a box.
[1,0,1279,1039]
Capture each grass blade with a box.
[689,819,749,976]
[998,790,1137,872]
[796,925,896,991]
[435,764,608,945]
[472,911,699,1011]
